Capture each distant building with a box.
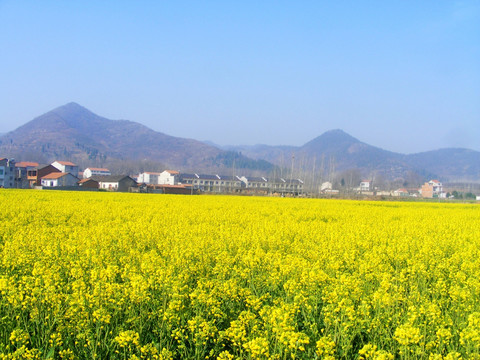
[35,165,61,186]
[41,172,79,187]
[78,178,100,189]
[239,176,304,195]
[93,175,137,192]
[137,172,162,185]
[158,170,180,185]
[180,173,244,193]
[240,176,269,190]
[83,167,111,179]
[0,158,16,188]
[393,188,409,197]
[269,178,304,194]
[320,181,333,192]
[359,180,371,192]
[421,180,444,198]
[15,161,39,188]
[51,161,79,178]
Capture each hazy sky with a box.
[0,1,479,154]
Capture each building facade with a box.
[94,175,137,192]
[180,173,244,192]
[421,180,444,198]
[0,158,16,188]
[158,170,180,185]
[51,161,79,178]
[83,167,111,179]
[41,172,79,187]
[137,172,162,185]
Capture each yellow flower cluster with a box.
[0,189,480,359]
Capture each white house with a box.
[137,172,162,185]
[95,175,137,192]
[41,172,79,187]
[320,181,333,192]
[158,170,180,185]
[180,173,244,192]
[51,161,79,178]
[0,158,16,188]
[393,188,409,197]
[240,176,269,189]
[83,167,111,179]
[359,180,371,192]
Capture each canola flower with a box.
[0,189,479,359]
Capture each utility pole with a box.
[290,153,295,196]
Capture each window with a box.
[0,169,3,175]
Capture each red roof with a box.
[78,178,98,184]
[16,161,39,168]
[54,160,76,166]
[165,170,180,174]
[42,172,70,180]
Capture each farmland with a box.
[0,190,479,359]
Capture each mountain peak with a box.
[301,129,360,151]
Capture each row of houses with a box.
[136,171,305,194]
[2,158,463,199]
[1,159,305,195]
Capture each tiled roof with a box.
[42,172,69,180]
[54,160,77,166]
[78,178,98,184]
[243,176,268,182]
[15,161,39,168]
[165,170,180,174]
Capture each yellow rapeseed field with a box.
[0,189,479,360]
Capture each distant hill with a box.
[1,103,479,182]
[0,103,275,174]
[226,130,480,182]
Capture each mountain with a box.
[0,103,275,174]
[405,148,480,182]
[226,130,480,182]
[1,103,479,182]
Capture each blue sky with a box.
[0,1,479,154]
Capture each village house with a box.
[158,170,180,185]
[83,167,111,179]
[41,172,79,188]
[0,158,16,188]
[78,178,100,189]
[15,161,39,188]
[137,172,162,185]
[180,173,244,193]
[359,180,371,192]
[393,188,409,197]
[421,180,445,198]
[269,178,304,194]
[93,175,137,192]
[319,181,339,195]
[34,165,61,186]
[51,161,79,178]
[239,176,269,194]
[240,176,269,189]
